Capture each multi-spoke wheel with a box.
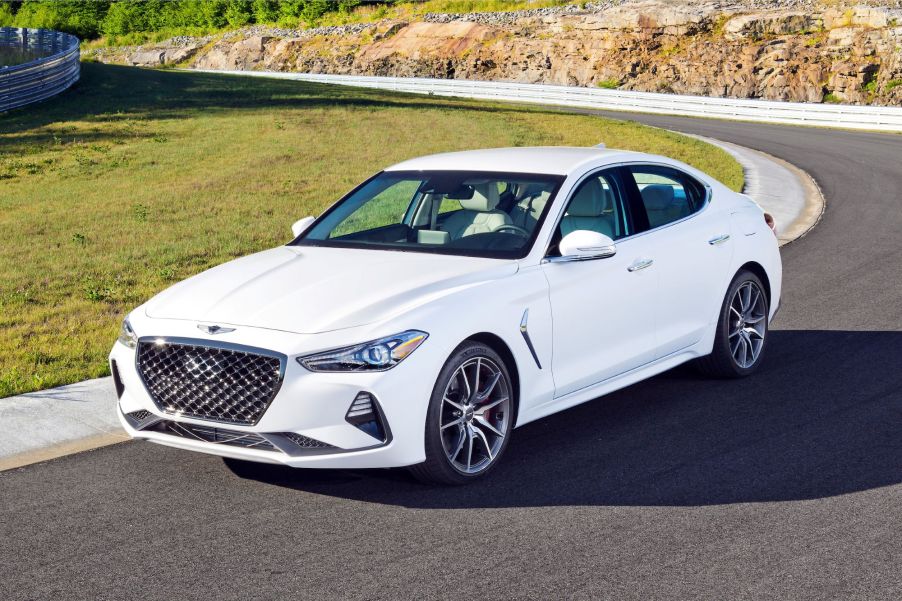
[410,342,514,484]
[696,270,770,378]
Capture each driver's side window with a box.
[556,171,628,243]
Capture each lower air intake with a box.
[145,420,278,452]
[282,432,335,449]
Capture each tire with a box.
[409,342,514,485]
[695,270,770,378]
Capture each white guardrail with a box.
[202,69,902,133]
[0,27,80,112]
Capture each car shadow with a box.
[224,329,902,508]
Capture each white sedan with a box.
[110,146,781,484]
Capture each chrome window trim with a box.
[541,161,713,257]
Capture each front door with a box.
[542,169,659,399]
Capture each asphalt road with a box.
[2,114,901,601]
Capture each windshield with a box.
[294,170,565,259]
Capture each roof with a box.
[384,146,647,176]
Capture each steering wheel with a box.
[493,224,531,237]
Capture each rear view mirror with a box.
[291,216,315,238]
[445,185,476,200]
[557,230,616,261]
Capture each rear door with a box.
[621,164,734,357]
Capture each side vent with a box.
[345,392,388,443]
[111,360,125,399]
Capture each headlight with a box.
[118,317,137,349]
[298,330,428,372]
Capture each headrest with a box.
[514,183,545,200]
[460,183,500,212]
[567,179,611,217]
[641,184,675,210]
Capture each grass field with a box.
[0,63,743,398]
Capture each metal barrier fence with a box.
[0,27,80,112]
[200,70,902,133]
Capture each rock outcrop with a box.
[86,0,902,106]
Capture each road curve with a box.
[1,114,900,601]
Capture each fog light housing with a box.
[345,392,388,443]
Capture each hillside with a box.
[86,0,902,106]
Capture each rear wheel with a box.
[409,342,513,485]
[696,270,769,378]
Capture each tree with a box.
[252,0,279,23]
[225,0,253,27]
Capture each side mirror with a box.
[291,216,315,238]
[557,230,616,261]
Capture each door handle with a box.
[627,258,654,272]
[708,234,731,245]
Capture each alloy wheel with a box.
[729,281,767,368]
[439,356,511,475]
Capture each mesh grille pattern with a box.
[128,410,151,420]
[283,432,335,449]
[137,340,284,425]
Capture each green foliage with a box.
[2,0,575,39]
[0,3,17,27]
[225,0,253,26]
[1,0,352,39]
[252,0,280,23]
[596,78,620,90]
[887,79,902,91]
[823,92,842,104]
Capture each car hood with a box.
[144,246,518,334]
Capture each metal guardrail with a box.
[0,27,80,112]
[200,69,902,133]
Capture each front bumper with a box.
[109,320,439,469]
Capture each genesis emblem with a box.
[197,324,236,335]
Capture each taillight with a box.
[764,212,777,236]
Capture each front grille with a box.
[146,419,278,452]
[136,339,285,425]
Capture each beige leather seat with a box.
[509,184,551,230]
[440,183,512,240]
[559,178,615,238]
[641,184,685,227]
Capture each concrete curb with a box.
[0,378,124,471]
[0,132,821,472]
[682,134,825,247]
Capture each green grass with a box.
[0,63,742,397]
[596,78,621,90]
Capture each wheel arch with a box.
[737,261,772,306]
[463,332,521,422]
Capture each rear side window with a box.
[626,165,707,230]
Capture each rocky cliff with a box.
[87,0,902,106]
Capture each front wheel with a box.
[409,342,514,485]
[696,270,770,378]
